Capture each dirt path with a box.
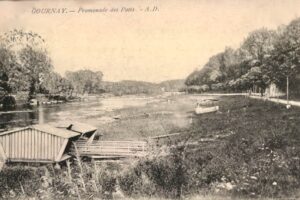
[198,93,300,108]
[249,95,300,108]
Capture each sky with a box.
[0,0,300,82]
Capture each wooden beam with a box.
[0,142,7,161]
[58,154,71,162]
[55,139,69,162]
[8,159,53,163]
[150,132,182,139]
[86,132,96,145]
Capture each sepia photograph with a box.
[0,0,300,199]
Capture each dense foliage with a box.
[0,30,106,106]
[0,30,52,98]
[158,79,186,92]
[100,80,160,96]
[185,18,300,95]
[65,70,103,95]
[98,79,185,96]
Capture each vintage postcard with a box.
[0,0,300,199]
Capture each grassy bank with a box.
[118,95,300,199]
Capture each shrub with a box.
[1,95,16,109]
[0,166,41,198]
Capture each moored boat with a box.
[195,105,219,114]
[29,99,38,106]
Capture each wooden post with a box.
[66,160,73,183]
[287,76,289,105]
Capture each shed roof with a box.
[0,124,80,139]
[56,122,98,134]
[32,124,80,138]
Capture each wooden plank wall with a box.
[0,129,65,162]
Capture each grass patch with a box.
[98,95,203,140]
[119,95,300,199]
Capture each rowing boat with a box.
[195,105,219,115]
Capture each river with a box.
[0,96,154,130]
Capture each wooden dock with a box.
[74,140,148,159]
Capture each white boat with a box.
[195,105,219,115]
[29,99,38,106]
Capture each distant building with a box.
[265,83,284,97]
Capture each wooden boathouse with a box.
[0,122,150,164]
[0,124,80,163]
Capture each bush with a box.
[0,166,41,198]
[1,95,16,109]
[99,170,117,198]
[119,148,187,199]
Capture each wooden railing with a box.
[74,140,148,158]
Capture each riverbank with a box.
[116,95,300,199]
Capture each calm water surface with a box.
[0,96,153,130]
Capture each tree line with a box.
[99,79,185,96]
[0,29,104,106]
[185,18,300,95]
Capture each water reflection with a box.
[0,105,39,129]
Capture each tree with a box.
[19,46,52,98]
[0,46,25,95]
[1,29,53,99]
[65,70,103,95]
[272,18,300,90]
[2,29,45,51]
[185,28,278,93]
[240,28,277,64]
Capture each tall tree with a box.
[272,18,300,88]
[1,29,53,99]
[0,46,25,95]
[19,46,52,97]
[240,28,277,63]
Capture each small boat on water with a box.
[195,104,219,115]
[29,99,38,106]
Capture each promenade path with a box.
[197,93,300,108]
[249,95,300,108]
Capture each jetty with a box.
[74,140,147,159]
